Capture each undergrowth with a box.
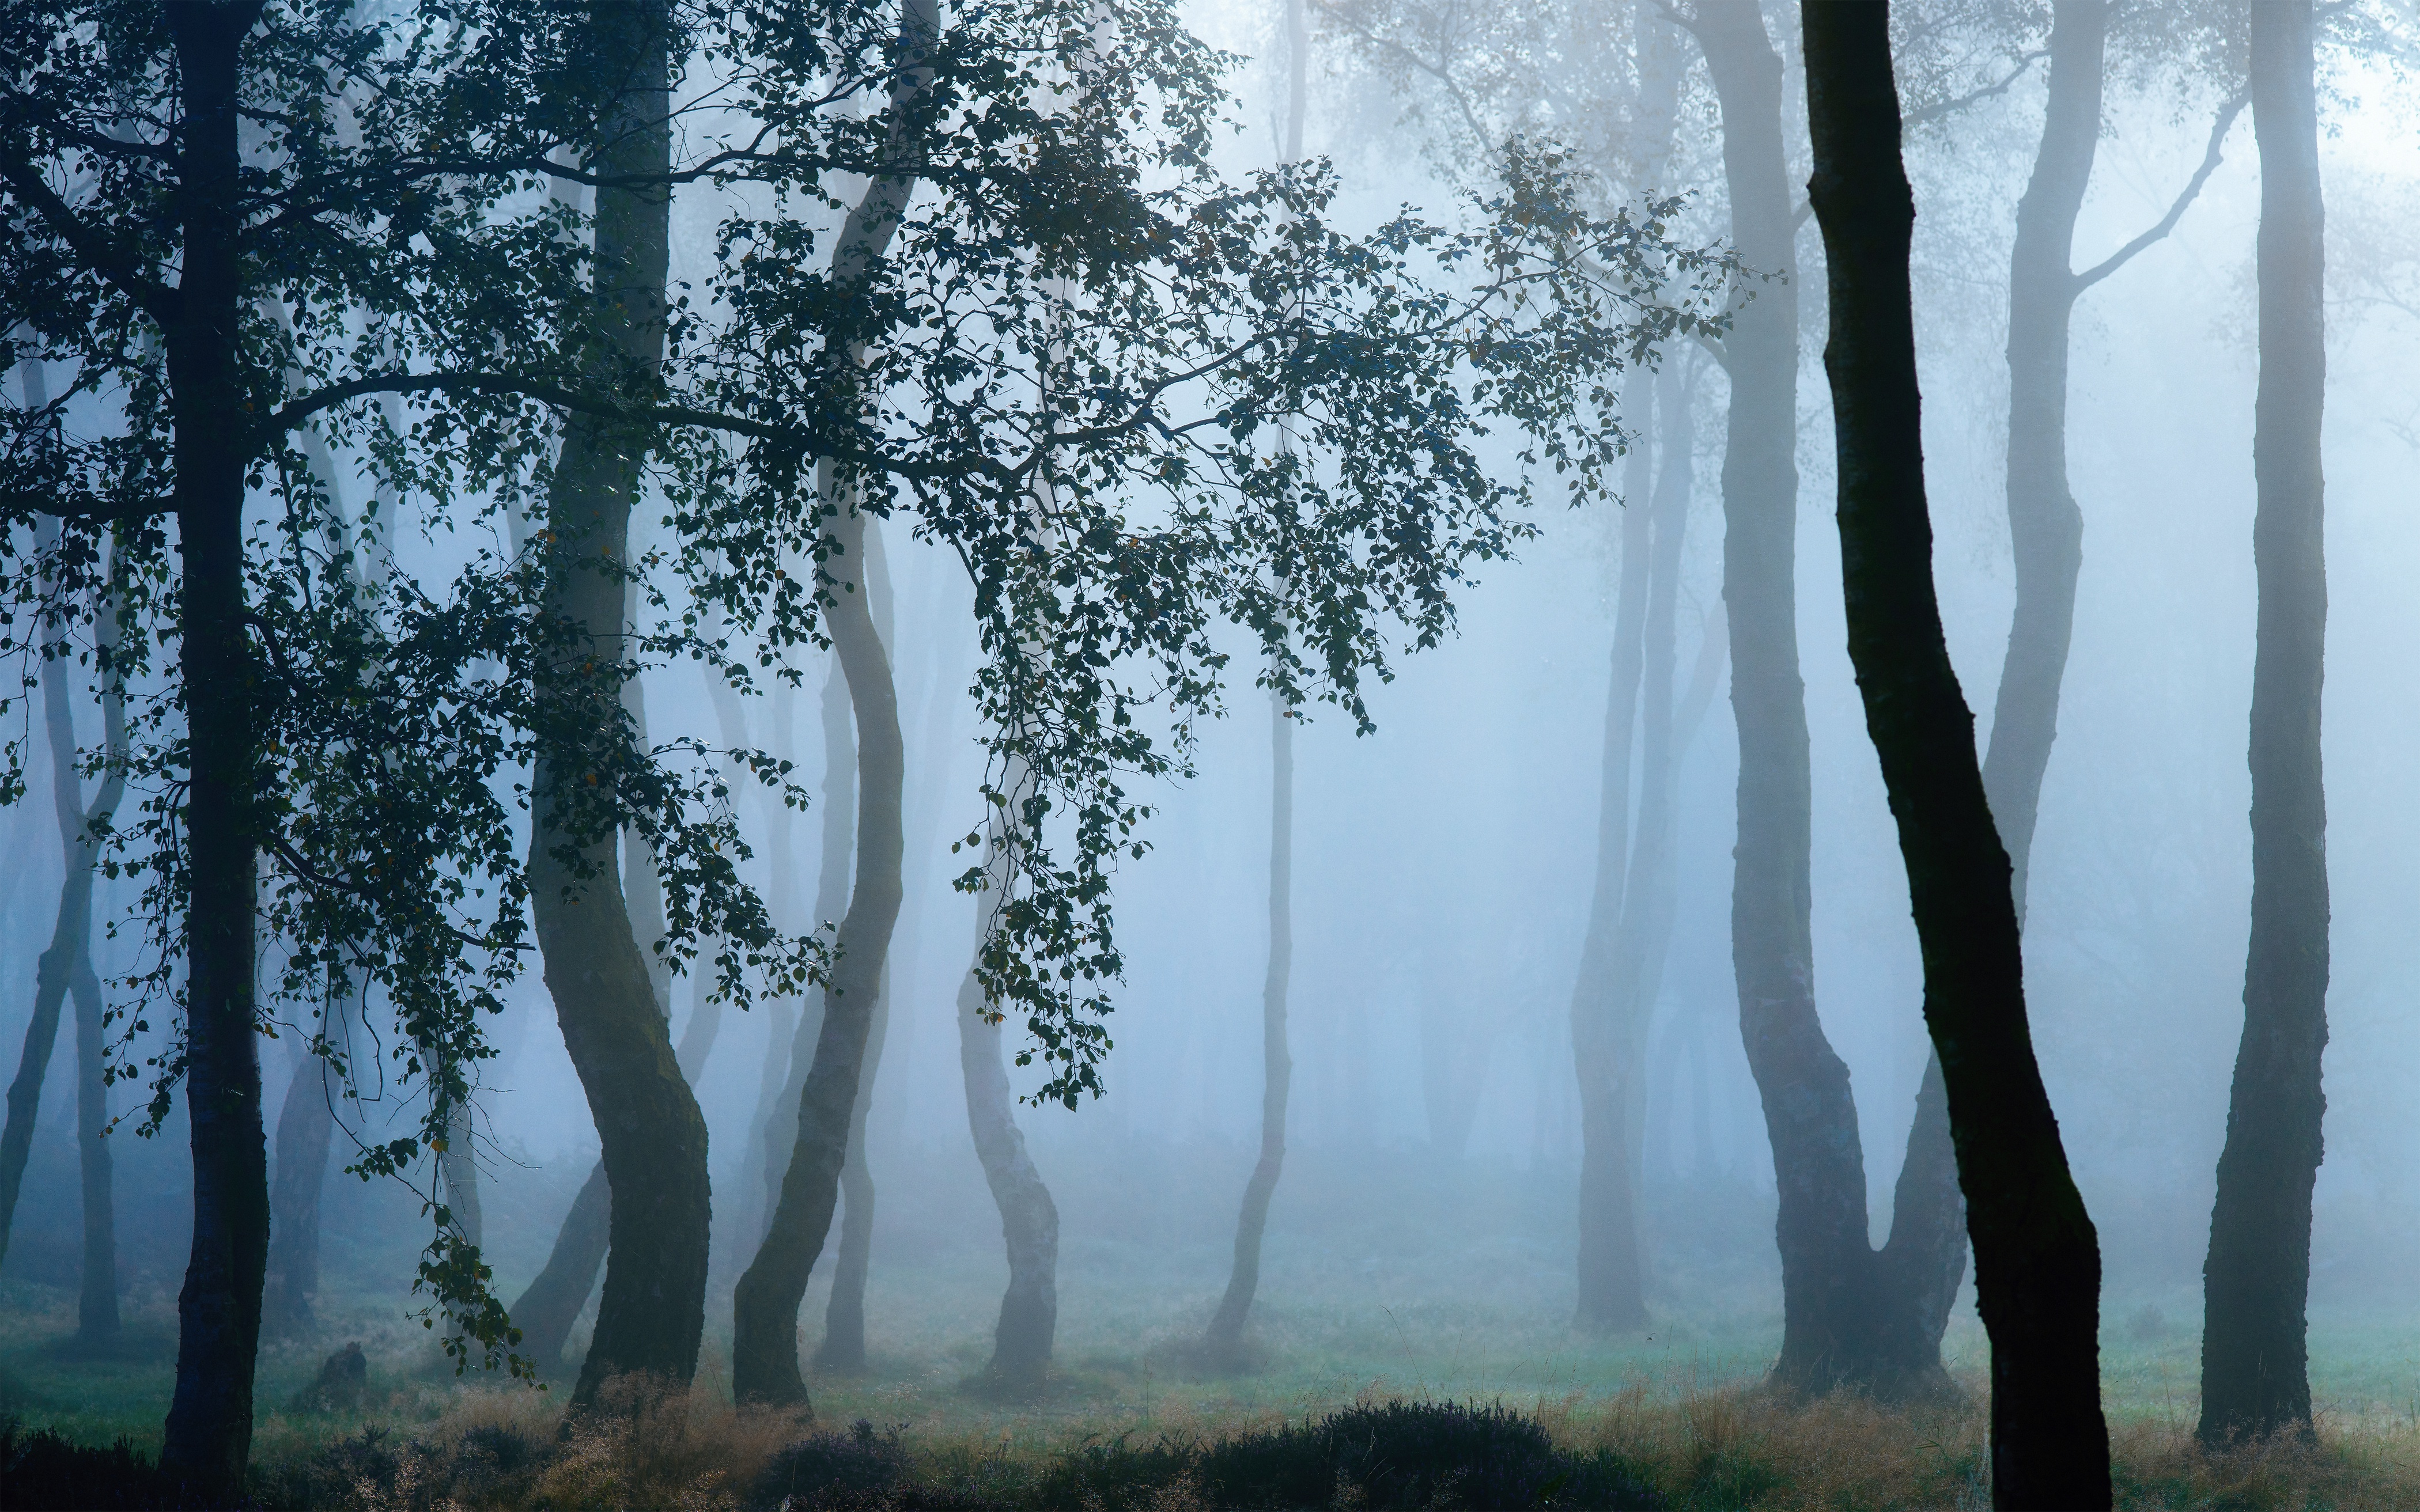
[16,1378,2420,1510]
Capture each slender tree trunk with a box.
[760,655,855,1235]
[508,1159,611,1374]
[1571,6,1687,1333]
[263,989,341,1336]
[732,497,906,1404]
[73,948,116,1340]
[739,677,803,1250]
[525,5,706,1404]
[1694,0,1873,1394]
[817,522,895,1373]
[158,5,272,1490]
[1802,7,2111,1505]
[956,927,1060,1387]
[2201,0,2328,1448]
[1204,687,1291,1363]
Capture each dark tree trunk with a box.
[508,1159,610,1374]
[158,4,273,1491]
[525,5,707,1403]
[732,499,906,1405]
[263,996,339,1336]
[2200,0,2328,1449]
[956,943,1060,1387]
[1203,685,1292,1365]
[1801,7,2112,1506]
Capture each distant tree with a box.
[2199,0,2328,1449]
[0,480,127,1340]
[1801,2,2111,1504]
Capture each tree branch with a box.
[2072,88,2248,295]
[1904,48,2049,128]
[0,157,181,324]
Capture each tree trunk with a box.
[818,521,896,1374]
[1801,6,2112,1505]
[263,991,340,1337]
[759,654,855,1237]
[73,946,117,1341]
[1204,685,1293,1363]
[1570,8,1687,1334]
[508,1159,610,1374]
[732,498,906,1405]
[525,4,706,1404]
[1694,0,1878,1395]
[2200,0,2328,1448]
[956,935,1060,1388]
[158,5,272,1491]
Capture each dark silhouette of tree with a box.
[2199,0,2330,1450]
[1801,3,2111,1504]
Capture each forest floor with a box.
[9,1249,2420,1509]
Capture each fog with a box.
[6,0,2420,1504]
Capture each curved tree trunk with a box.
[732,499,906,1405]
[1801,6,2112,1503]
[72,946,117,1340]
[525,5,709,1404]
[2201,0,2327,1448]
[508,1159,611,1374]
[956,933,1060,1387]
[818,518,895,1373]
[157,9,271,1488]
[759,654,856,1237]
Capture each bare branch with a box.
[2073,88,2248,295]
[1904,48,2049,129]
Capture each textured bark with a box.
[158,5,273,1490]
[732,499,905,1405]
[2201,0,2328,1448]
[525,5,709,1403]
[1802,7,2111,1505]
[957,941,1060,1386]
[1203,687,1291,1363]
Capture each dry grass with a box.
[1532,1377,2420,1510]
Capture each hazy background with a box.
[6,0,2420,1416]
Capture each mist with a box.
[5,0,2420,1507]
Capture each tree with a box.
[0,475,127,1339]
[1201,0,1307,1370]
[2199,0,2329,1449]
[1,1,797,1479]
[1801,3,2111,1504]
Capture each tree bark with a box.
[1693,0,1874,1394]
[956,929,1060,1387]
[759,654,854,1237]
[263,991,339,1337]
[158,3,273,1491]
[525,2,707,1404]
[732,497,906,1405]
[817,520,895,1374]
[2200,0,2327,1448]
[1203,687,1291,1364]
[508,1159,610,1374]
[1801,6,2112,1505]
